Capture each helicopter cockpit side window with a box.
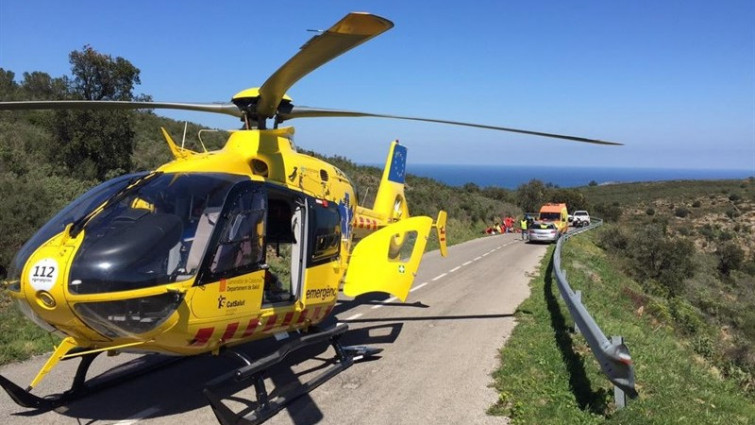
[201,184,267,280]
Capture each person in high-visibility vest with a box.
[520,218,528,240]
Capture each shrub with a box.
[646,299,672,322]
[594,202,622,222]
[691,334,715,358]
[669,297,704,334]
[597,225,629,251]
[725,208,740,219]
[692,200,702,208]
[700,224,715,240]
[744,255,755,276]
[627,225,695,297]
[675,207,690,218]
[729,193,741,202]
[717,242,744,276]
[646,207,655,216]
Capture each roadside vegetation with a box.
[490,178,755,424]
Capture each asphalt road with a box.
[0,232,548,425]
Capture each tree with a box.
[550,188,589,211]
[516,179,549,213]
[69,46,140,101]
[49,46,142,180]
[21,72,68,100]
[0,68,18,100]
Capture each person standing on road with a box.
[520,217,528,240]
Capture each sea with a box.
[399,164,754,190]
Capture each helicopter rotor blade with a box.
[0,100,243,118]
[279,106,622,146]
[256,12,393,119]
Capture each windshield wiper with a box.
[69,172,163,238]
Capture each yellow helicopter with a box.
[0,11,618,424]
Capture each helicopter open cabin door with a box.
[189,181,269,319]
[264,186,308,305]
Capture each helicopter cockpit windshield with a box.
[69,173,246,294]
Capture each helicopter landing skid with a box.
[0,352,183,411]
[203,322,381,425]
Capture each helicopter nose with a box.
[13,233,83,334]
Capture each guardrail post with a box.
[574,290,582,335]
[612,336,627,408]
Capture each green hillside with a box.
[491,178,755,424]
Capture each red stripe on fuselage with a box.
[221,322,239,342]
[242,318,260,337]
[282,312,294,327]
[191,327,214,346]
[263,315,278,332]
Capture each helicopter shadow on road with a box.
[45,296,409,424]
[332,291,430,316]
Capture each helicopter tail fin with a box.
[371,140,409,223]
[434,210,448,257]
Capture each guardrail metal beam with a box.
[554,219,638,403]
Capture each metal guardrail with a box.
[553,218,638,406]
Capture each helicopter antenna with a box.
[197,130,214,153]
[181,121,188,151]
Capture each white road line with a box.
[449,266,461,273]
[432,273,447,281]
[112,407,160,425]
[482,251,490,257]
[410,282,428,292]
[462,261,472,266]
[474,256,482,261]
[344,313,363,321]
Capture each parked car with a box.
[528,220,560,243]
[572,210,591,227]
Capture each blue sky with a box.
[1,1,753,171]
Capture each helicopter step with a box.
[203,322,381,425]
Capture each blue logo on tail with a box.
[388,145,407,184]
